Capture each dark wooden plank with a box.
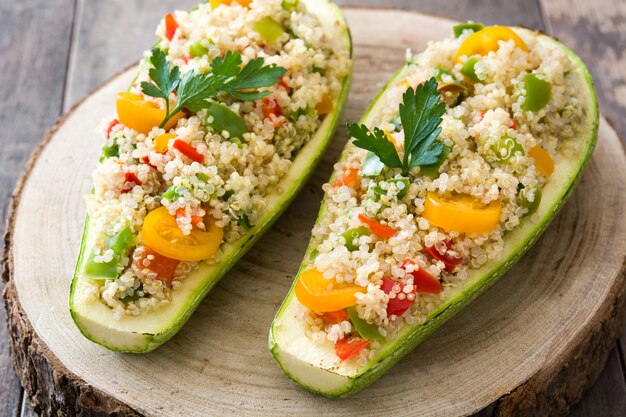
[0,1,77,416]
[335,0,545,29]
[19,396,36,417]
[65,0,198,107]
[569,348,626,417]
[539,0,626,410]
[540,0,626,143]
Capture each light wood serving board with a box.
[3,7,626,417]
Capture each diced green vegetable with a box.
[162,185,182,201]
[521,187,542,215]
[84,252,120,280]
[453,22,485,38]
[237,213,253,228]
[110,226,135,254]
[281,0,299,11]
[362,151,385,177]
[120,285,144,304]
[434,67,455,82]
[389,115,402,132]
[420,145,451,177]
[342,226,371,252]
[189,41,208,58]
[460,57,479,81]
[522,74,552,112]
[290,106,314,121]
[252,17,285,44]
[347,307,383,340]
[197,173,209,182]
[206,102,248,140]
[101,141,119,159]
[491,135,525,162]
[222,190,234,201]
[373,178,409,199]
[230,137,243,148]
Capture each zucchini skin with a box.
[69,0,353,353]
[269,28,599,397]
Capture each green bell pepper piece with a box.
[491,135,525,162]
[290,106,314,121]
[281,0,299,11]
[162,185,182,201]
[84,252,121,280]
[110,226,135,254]
[252,17,285,44]
[342,226,371,252]
[101,141,119,159]
[434,67,455,82]
[453,22,485,38]
[521,187,542,215]
[347,307,383,340]
[189,41,209,58]
[522,74,552,112]
[373,178,409,199]
[206,102,248,140]
[460,57,480,81]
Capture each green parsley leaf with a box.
[221,56,287,101]
[400,77,446,169]
[348,76,445,176]
[347,124,402,170]
[141,48,286,129]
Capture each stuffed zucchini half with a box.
[270,24,598,396]
[70,0,352,352]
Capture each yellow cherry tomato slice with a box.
[116,92,183,135]
[210,0,251,8]
[141,206,223,262]
[154,133,176,153]
[528,145,555,177]
[423,192,502,234]
[315,93,334,116]
[455,26,528,63]
[295,268,364,313]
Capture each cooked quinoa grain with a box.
[295,27,587,362]
[82,0,349,318]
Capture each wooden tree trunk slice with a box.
[3,8,626,417]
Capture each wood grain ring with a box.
[3,8,626,417]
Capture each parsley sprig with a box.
[141,48,287,128]
[348,77,446,176]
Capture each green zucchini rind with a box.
[70,0,353,353]
[269,28,598,397]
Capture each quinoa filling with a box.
[294,25,587,365]
[81,0,350,320]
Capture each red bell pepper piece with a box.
[358,214,396,239]
[165,13,179,41]
[381,277,415,317]
[105,119,120,139]
[423,242,463,272]
[320,309,349,324]
[403,259,441,295]
[134,247,180,286]
[173,139,204,163]
[335,336,369,361]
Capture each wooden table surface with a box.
[0,0,624,416]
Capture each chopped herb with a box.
[141,48,286,128]
[348,77,446,176]
[222,190,235,201]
